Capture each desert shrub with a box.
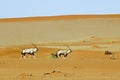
[104,50,112,55]
[50,53,58,59]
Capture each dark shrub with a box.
[104,50,112,55]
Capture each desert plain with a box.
[0,14,120,80]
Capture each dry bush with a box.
[50,53,58,59]
[104,50,112,55]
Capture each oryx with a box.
[56,44,72,58]
[20,44,38,59]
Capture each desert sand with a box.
[0,14,120,80]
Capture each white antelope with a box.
[20,44,38,59]
[56,45,72,58]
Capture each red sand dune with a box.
[0,14,120,22]
[0,14,120,80]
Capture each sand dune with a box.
[0,45,120,80]
[0,14,120,80]
[0,14,120,22]
[0,14,120,46]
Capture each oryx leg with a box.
[33,56,36,59]
[31,53,36,59]
[20,53,26,59]
[57,53,62,58]
[20,55,26,59]
[64,54,68,57]
[23,56,26,59]
[58,53,66,59]
[63,54,68,59]
[28,55,32,59]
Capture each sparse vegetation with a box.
[17,73,33,78]
[104,50,116,60]
[50,53,58,59]
[104,50,112,55]
[43,69,70,77]
[44,69,61,76]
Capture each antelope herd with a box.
[19,44,117,60]
[20,44,72,59]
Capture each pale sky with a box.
[0,0,120,18]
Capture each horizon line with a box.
[0,13,120,19]
[0,14,120,23]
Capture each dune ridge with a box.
[0,14,120,22]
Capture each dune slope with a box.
[0,14,120,80]
[0,14,120,46]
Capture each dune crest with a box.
[0,14,120,22]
